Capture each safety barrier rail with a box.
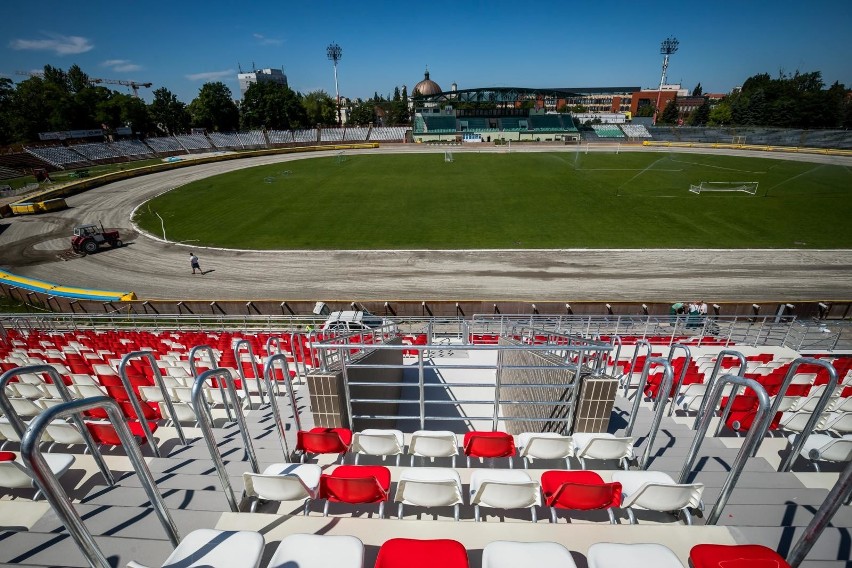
[190,368,259,512]
[21,396,179,568]
[667,343,692,416]
[692,349,747,432]
[623,357,674,470]
[679,374,770,525]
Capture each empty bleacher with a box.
[459,118,496,131]
[209,131,243,149]
[342,127,370,142]
[591,124,626,138]
[174,134,212,151]
[293,129,318,144]
[423,115,457,133]
[24,146,91,169]
[112,139,154,157]
[237,130,266,148]
[319,128,345,142]
[499,117,524,131]
[621,124,652,138]
[267,129,294,144]
[528,114,564,132]
[0,166,24,180]
[143,136,185,154]
[369,126,407,141]
[68,142,125,162]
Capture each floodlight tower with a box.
[653,36,679,125]
[327,42,343,126]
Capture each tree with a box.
[67,64,91,93]
[707,100,732,126]
[301,90,337,126]
[692,83,703,97]
[635,104,655,117]
[188,82,239,132]
[687,100,711,126]
[658,99,679,124]
[348,100,377,126]
[149,87,190,135]
[239,81,306,130]
[0,78,14,145]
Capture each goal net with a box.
[444,151,454,163]
[689,181,759,195]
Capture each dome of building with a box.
[414,69,442,96]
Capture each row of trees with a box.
[0,65,412,146]
[653,72,851,128]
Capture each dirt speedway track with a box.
[1,145,850,303]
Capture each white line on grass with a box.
[669,157,766,174]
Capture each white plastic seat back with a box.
[268,533,364,568]
[127,528,265,568]
[780,411,828,433]
[827,412,852,435]
[517,433,572,460]
[45,422,86,446]
[11,382,46,399]
[469,469,541,509]
[396,467,463,508]
[243,463,321,501]
[352,429,404,457]
[409,430,458,458]
[483,541,577,568]
[139,386,170,403]
[0,453,75,490]
[574,433,634,461]
[587,543,684,568]
[76,384,107,398]
[9,397,43,417]
[622,481,704,511]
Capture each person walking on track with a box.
[190,252,203,275]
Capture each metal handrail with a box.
[608,335,623,375]
[639,359,674,469]
[787,458,852,567]
[188,344,231,422]
[621,339,651,396]
[322,341,602,431]
[760,358,838,471]
[624,357,670,437]
[117,351,187,452]
[21,396,179,568]
[262,353,299,457]
[0,365,113,485]
[678,374,770,525]
[692,349,747,430]
[190,367,259,512]
[234,338,264,408]
[666,343,692,416]
[266,336,283,357]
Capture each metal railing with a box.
[621,357,674,470]
[262,353,301,458]
[678,374,770,525]
[234,339,265,408]
[667,343,692,416]
[190,368,259,512]
[188,344,231,422]
[310,337,611,433]
[117,351,186,452]
[21,396,179,568]
[692,350,747,432]
[0,365,113,485]
[621,339,651,396]
[758,357,838,471]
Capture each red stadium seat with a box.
[690,544,790,568]
[375,538,469,568]
[85,420,158,447]
[462,431,516,466]
[319,464,391,517]
[296,427,352,460]
[540,470,622,523]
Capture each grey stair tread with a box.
[731,526,852,561]
[684,471,811,489]
[166,444,285,462]
[716,504,852,528]
[701,487,832,507]
[645,456,777,473]
[81,485,231,512]
[797,562,852,568]
[0,531,174,567]
[30,504,223,538]
[116,471,247,492]
[145,456,257,476]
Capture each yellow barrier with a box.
[0,269,136,302]
[642,140,852,157]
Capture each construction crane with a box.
[15,71,152,98]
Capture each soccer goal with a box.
[732,135,746,145]
[689,181,759,195]
[444,150,454,163]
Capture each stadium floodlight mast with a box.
[327,42,343,127]
[653,36,679,125]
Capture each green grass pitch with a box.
[133,152,852,249]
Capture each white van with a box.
[320,310,388,333]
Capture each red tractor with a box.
[71,223,123,255]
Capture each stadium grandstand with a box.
[591,124,626,138]
[0,313,849,567]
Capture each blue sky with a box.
[1,0,850,104]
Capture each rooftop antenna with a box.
[654,36,679,125]
[327,42,343,127]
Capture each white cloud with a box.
[101,59,142,72]
[253,33,283,46]
[186,69,234,81]
[9,33,93,55]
